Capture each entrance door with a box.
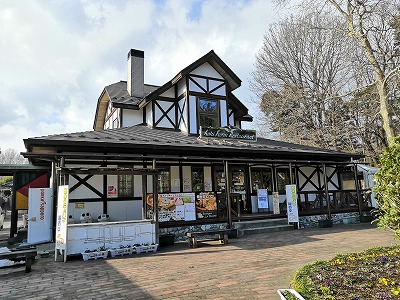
[230,169,250,215]
[27,188,53,244]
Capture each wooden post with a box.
[353,162,363,215]
[322,163,332,219]
[225,161,232,228]
[152,159,159,244]
[142,174,147,219]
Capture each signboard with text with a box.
[200,126,257,142]
[285,185,299,223]
[56,185,69,251]
[196,192,217,219]
[257,189,269,209]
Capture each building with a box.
[22,49,372,240]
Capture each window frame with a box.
[197,98,220,130]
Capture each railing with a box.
[293,189,373,214]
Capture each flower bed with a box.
[81,250,109,261]
[135,244,158,254]
[109,246,133,258]
[291,245,400,299]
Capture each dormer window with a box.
[198,99,219,129]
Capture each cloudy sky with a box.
[0,0,290,153]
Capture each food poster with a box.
[146,193,195,222]
[195,192,217,219]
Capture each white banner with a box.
[285,185,299,223]
[257,189,269,209]
[55,185,69,251]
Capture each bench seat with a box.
[186,229,230,248]
[0,249,37,273]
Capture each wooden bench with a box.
[186,229,230,248]
[0,249,37,273]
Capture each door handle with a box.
[28,217,37,221]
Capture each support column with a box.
[224,161,232,228]
[142,174,147,219]
[10,171,17,238]
[322,164,332,219]
[353,163,363,214]
[152,159,159,244]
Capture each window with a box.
[192,167,204,192]
[276,168,290,193]
[158,170,170,193]
[251,169,273,193]
[198,99,219,129]
[118,175,133,197]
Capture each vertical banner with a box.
[55,185,69,262]
[285,185,299,224]
[257,189,269,209]
[272,192,280,214]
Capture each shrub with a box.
[374,136,400,238]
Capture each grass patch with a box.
[291,245,400,299]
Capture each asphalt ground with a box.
[0,218,399,300]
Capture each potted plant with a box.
[81,246,109,261]
[109,245,133,257]
[318,218,333,228]
[277,289,305,300]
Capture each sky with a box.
[0,0,290,153]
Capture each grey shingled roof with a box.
[106,81,159,108]
[24,125,360,162]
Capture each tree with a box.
[0,148,27,164]
[251,13,363,152]
[374,136,400,237]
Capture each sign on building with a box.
[285,184,299,226]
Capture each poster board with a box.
[285,184,299,224]
[55,185,69,262]
[257,189,269,209]
[195,192,217,219]
[147,193,196,222]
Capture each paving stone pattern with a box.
[0,223,398,300]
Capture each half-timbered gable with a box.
[92,49,253,135]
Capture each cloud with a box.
[0,0,284,153]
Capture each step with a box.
[237,224,294,236]
[233,218,288,229]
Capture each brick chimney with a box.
[127,49,144,97]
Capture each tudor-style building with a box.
[22,49,373,241]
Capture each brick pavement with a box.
[0,223,399,300]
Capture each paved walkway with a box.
[0,223,399,300]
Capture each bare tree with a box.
[276,0,400,143]
[0,148,27,164]
[251,13,358,151]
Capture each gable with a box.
[190,62,224,80]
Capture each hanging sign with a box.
[285,185,299,223]
[257,189,269,209]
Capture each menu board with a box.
[257,189,269,208]
[195,192,218,219]
[147,193,196,222]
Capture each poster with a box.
[285,185,299,223]
[257,189,269,209]
[107,185,117,198]
[147,193,196,222]
[56,185,69,251]
[195,192,217,219]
